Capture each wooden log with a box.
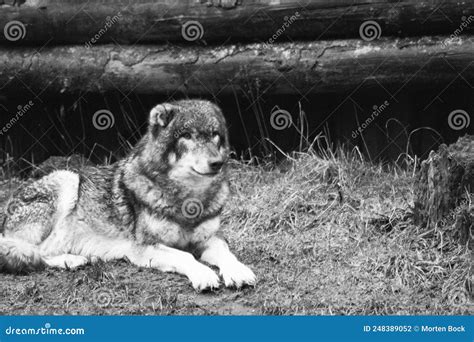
[0,36,473,96]
[0,0,473,45]
[414,135,473,245]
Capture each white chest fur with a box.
[140,214,221,249]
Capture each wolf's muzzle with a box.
[208,159,224,173]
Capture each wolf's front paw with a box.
[44,254,88,269]
[188,263,220,291]
[220,261,256,288]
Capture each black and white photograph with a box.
[0,0,472,321]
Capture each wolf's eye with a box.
[211,132,220,144]
[181,132,192,139]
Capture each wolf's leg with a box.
[199,236,256,288]
[130,243,221,291]
[0,237,45,273]
[139,245,219,290]
[2,170,80,255]
[73,235,220,291]
[43,254,88,269]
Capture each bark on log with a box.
[414,135,474,245]
[0,0,473,45]
[0,36,473,96]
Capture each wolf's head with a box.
[138,100,230,189]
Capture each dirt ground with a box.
[0,153,472,315]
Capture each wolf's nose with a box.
[209,160,224,172]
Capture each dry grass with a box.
[223,147,472,314]
[0,146,472,315]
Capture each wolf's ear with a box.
[149,103,178,127]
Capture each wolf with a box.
[0,100,256,291]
